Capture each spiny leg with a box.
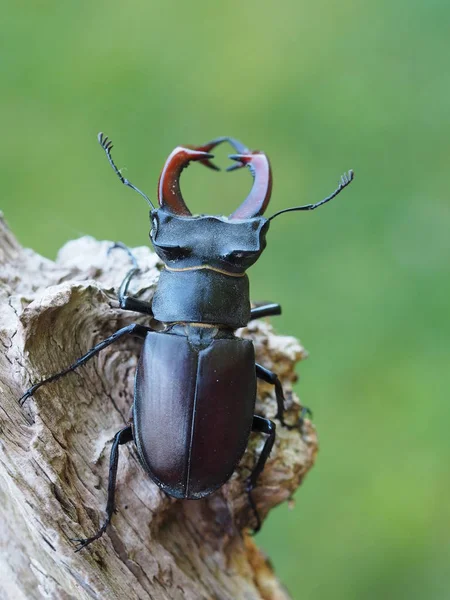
[20,323,150,405]
[256,363,312,429]
[108,242,153,315]
[71,425,134,552]
[246,415,276,533]
[250,303,281,320]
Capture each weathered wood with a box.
[0,214,318,600]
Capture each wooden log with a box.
[0,214,318,600]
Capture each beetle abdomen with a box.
[133,331,256,499]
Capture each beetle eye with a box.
[226,251,246,261]
[158,245,191,261]
[151,217,158,237]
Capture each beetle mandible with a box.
[20,134,354,550]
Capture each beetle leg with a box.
[245,415,276,533]
[108,242,154,315]
[255,364,312,429]
[249,303,281,320]
[71,425,133,552]
[19,323,151,405]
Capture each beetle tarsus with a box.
[108,241,139,269]
[255,364,304,429]
[297,405,313,431]
[245,479,262,534]
[71,527,109,552]
[109,241,140,304]
[246,415,276,533]
[107,243,154,315]
[300,405,313,420]
[71,425,133,552]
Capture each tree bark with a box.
[0,214,318,600]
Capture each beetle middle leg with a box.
[246,415,276,533]
[250,303,281,320]
[256,363,312,429]
[20,323,151,405]
[71,424,133,552]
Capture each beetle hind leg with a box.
[71,425,133,552]
[245,415,276,533]
[256,363,312,429]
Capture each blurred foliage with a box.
[1,1,449,598]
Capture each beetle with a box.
[20,134,353,550]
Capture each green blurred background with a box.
[2,1,449,598]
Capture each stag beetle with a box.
[20,134,354,550]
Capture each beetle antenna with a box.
[268,170,354,221]
[98,132,155,209]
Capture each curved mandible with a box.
[158,147,215,215]
[158,137,252,215]
[228,151,273,220]
[185,136,272,219]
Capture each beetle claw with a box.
[70,533,103,552]
[300,405,313,419]
[278,405,313,430]
[297,405,313,432]
[19,385,38,406]
[245,478,262,533]
[69,537,90,552]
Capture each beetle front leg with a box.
[255,363,312,429]
[246,415,276,533]
[109,242,154,315]
[71,424,133,552]
[20,323,151,405]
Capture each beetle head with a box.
[98,133,354,261]
[150,210,269,274]
[151,137,272,273]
